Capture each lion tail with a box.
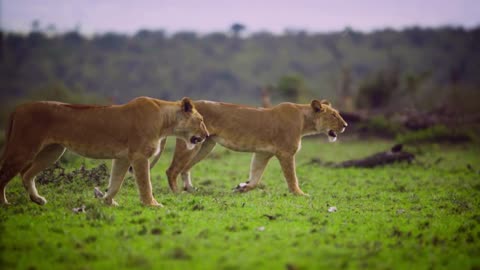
[0,111,15,169]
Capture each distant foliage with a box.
[1,26,479,109]
[0,81,107,128]
[358,115,405,137]
[355,70,399,109]
[230,23,246,38]
[24,82,106,104]
[276,74,307,102]
[396,125,475,144]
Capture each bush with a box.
[355,70,399,109]
[36,162,109,186]
[357,115,404,138]
[0,81,107,131]
[23,82,107,104]
[396,125,475,144]
[276,74,307,103]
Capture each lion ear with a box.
[320,99,331,106]
[311,99,325,113]
[181,97,194,113]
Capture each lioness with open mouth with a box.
[153,99,347,195]
[0,97,208,206]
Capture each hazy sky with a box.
[2,0,479,34]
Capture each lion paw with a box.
[30,195,47,205]
[143,198,164,207]
[94,187,104,198]
[233,181,251,193]
[292,190,309,197]
[104,197,119,206]
[183,186,196,193]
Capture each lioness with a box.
[156,99,347,195]
[0,97,209,206]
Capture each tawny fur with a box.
[160,99,348,194]
[0,97,208,206]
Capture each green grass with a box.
[1,139,479,270]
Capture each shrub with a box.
[357,115,404,138]
[355,70,399,109]
[276,74,307,103]
[396,125,475,144]
[36,162,109,186]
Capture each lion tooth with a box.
[328,136,337,142]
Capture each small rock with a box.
[94,187,104,198]
[72,205,86,213]
[328,206,337,213]
[256,226,265,232]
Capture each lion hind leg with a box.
[0,115,45,205]
[166,138,201,193]
[180,138,216,192]
[20,144,65,205]
[0,166,20,205]
[234,152,273,193]
[0,155,34,205]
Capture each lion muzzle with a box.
[328,130,337,142]
[190,136,204,145]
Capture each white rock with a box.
[328,206,337,213]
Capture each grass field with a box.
[1,138,479,270]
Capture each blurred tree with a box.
[339,66,354,111]
[46,24,57,36]
[405,71,430,109]
[0,81,107,132]
[24,81,106,104]
[277,75,306,103]
[0,26,479,112]
[31,20,41,32]
[230,23,246,38]
[260,84,273,108]
[355,70,399,110]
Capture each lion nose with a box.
[343,123,348,128]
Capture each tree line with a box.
[1,26,479,113]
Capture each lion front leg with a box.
[103,158,130,206]
[276,154,307,195]
[166,138,203,193]
[234,152,273,193]
[131,157,162,207]
[181,171,195,192]
[180,138,217,192]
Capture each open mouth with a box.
[190,136,204,145]
[328,130,337,142]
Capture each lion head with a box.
[174,97,209,149]
[310,99,348,142]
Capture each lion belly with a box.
[61,141,129,159]
[213,136,275,153]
